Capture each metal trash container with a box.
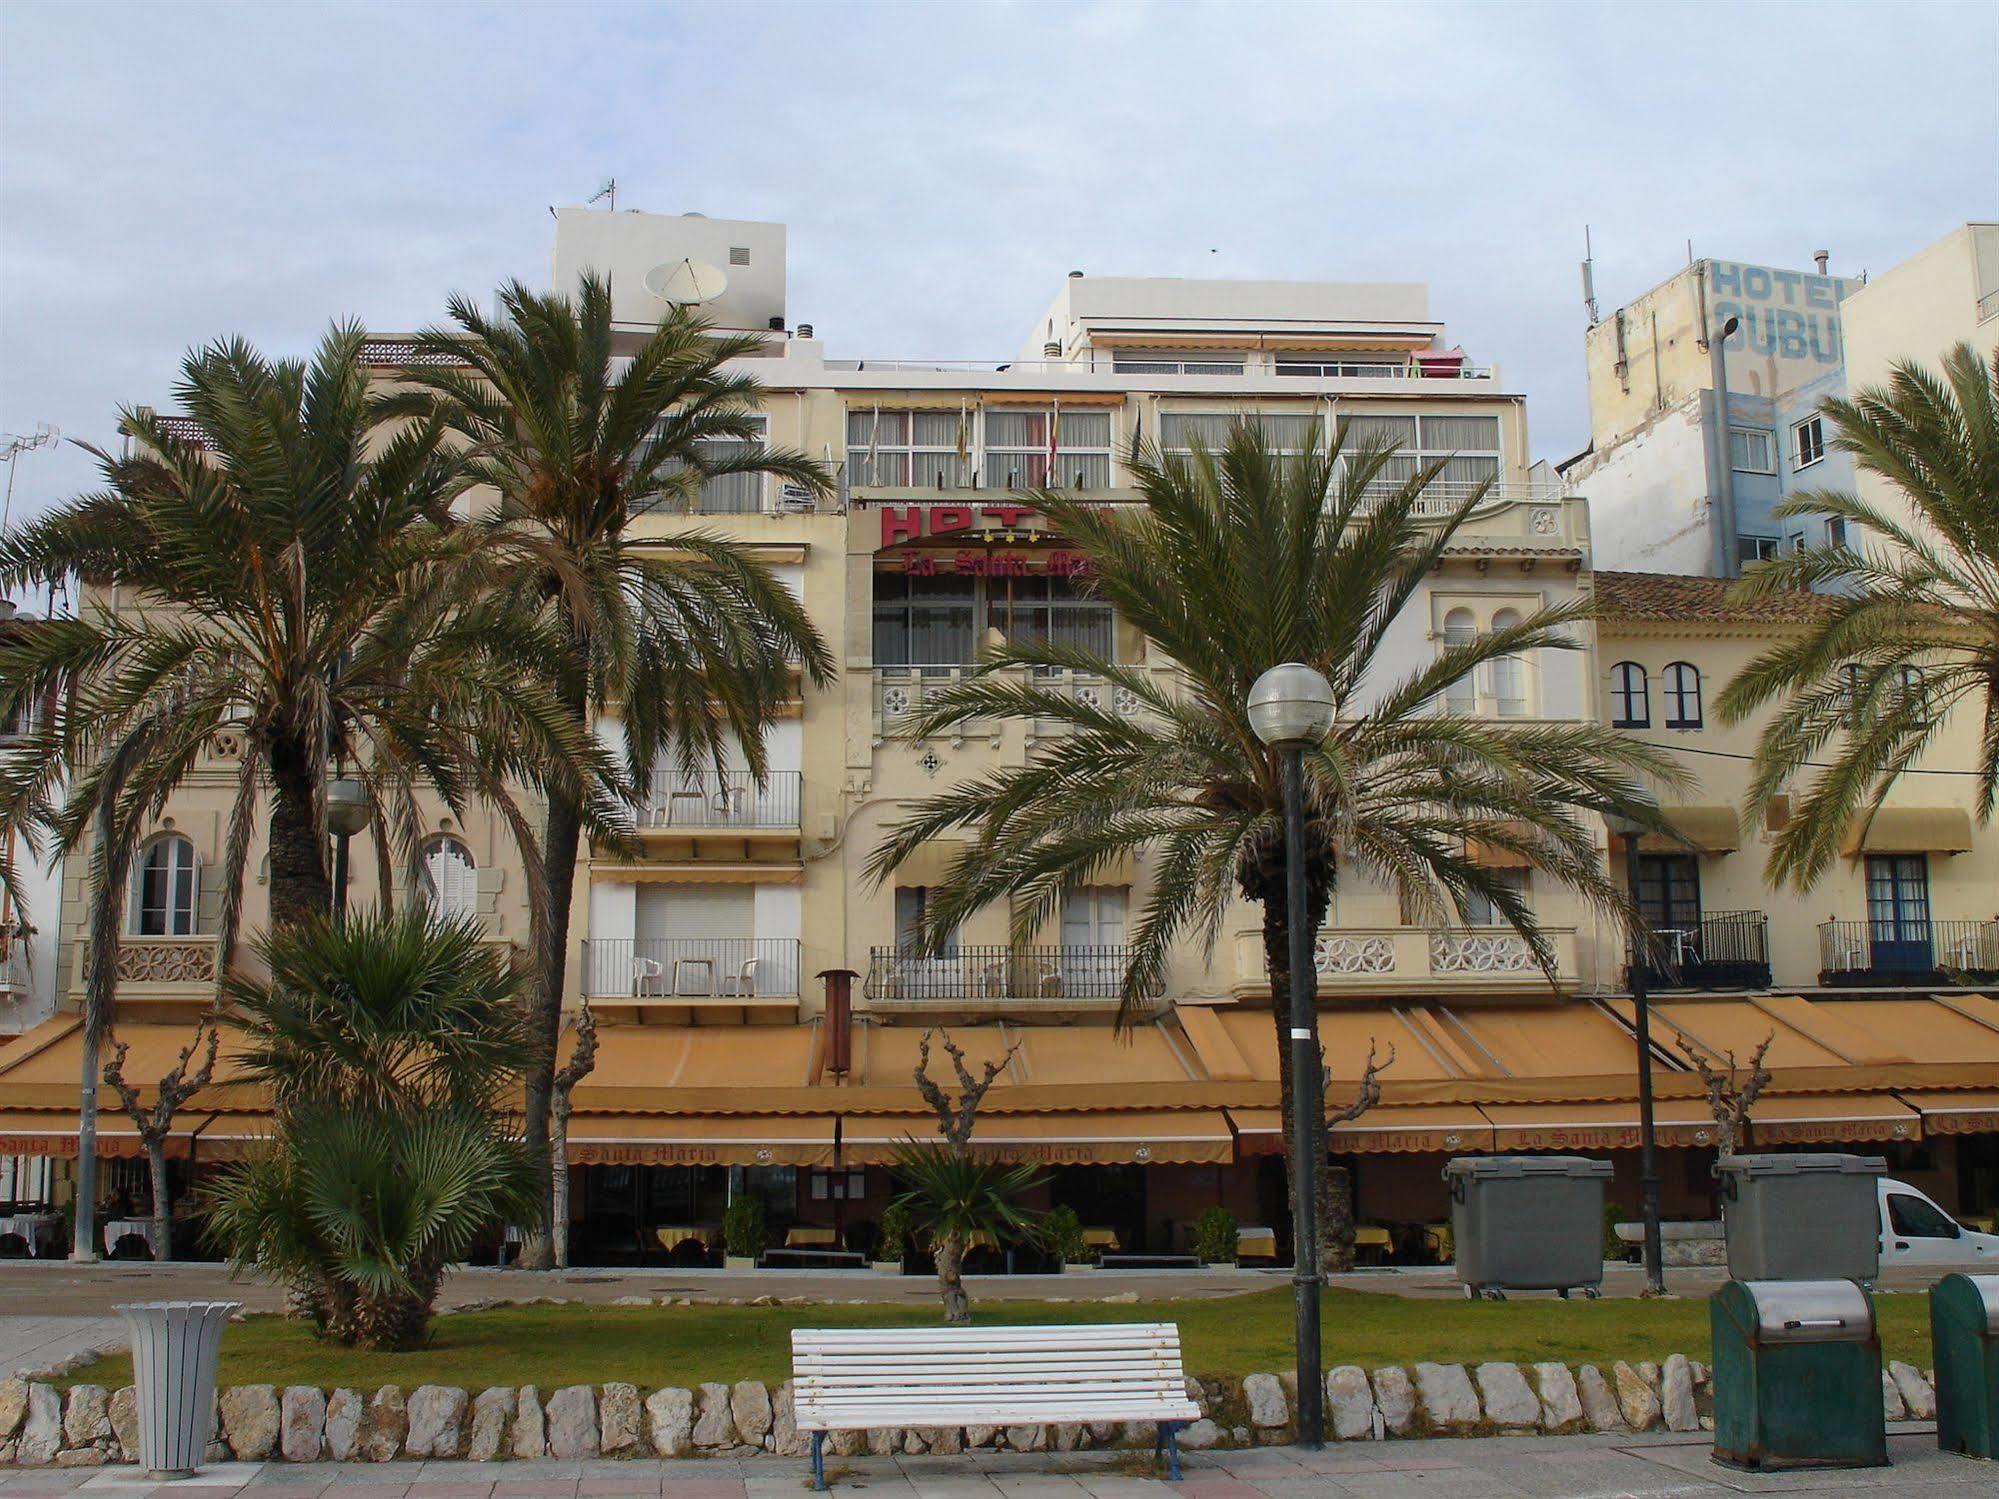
[116,1300,238,1478]
[1717,1153,1885,1282]
[1932,1272,1999,1458]
[1711,1279,1885,1471]
[1445,1154,1613,1299]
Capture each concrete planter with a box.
[869,1261,901,1275]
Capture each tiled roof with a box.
[1592,569,1833,625]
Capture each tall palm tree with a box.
[388,277,836,1264]
[868,422,1677,1267]
[0,325,581,1259]
[1719,341,1999,886]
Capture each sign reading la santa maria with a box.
[874,502,1093,578]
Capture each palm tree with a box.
[207,909,539,1348]
[387,276,836,1265]
[891,1145,1042,1324]
[1718,341,1999,886]
[869,422,1677,1268]
[0,325,578,1260]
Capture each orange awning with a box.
[838,1110,1233,1166]
[563,1113,836,1167]
[1842,807,1975,855]
[0,1111,185,1160]
[1642,806,1741,854]
[1230,1105,1494,1156]
[1747,1093,1921,1145]
[1479,1099,1721,1152]
[1896,1090,1999,1136]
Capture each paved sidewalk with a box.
[0,1433,1986,1499]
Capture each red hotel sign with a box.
[876,504,1093,578]
[878,504,1042,548]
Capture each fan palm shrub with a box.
[891,1145,1042,1323]
[385,276,836,1263]
[1719,341,1999,886]
[869,422,1677,1268]
[205,909,538,1347]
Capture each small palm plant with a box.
[206,909,538,1348]
[1719,341,1999,886]
[891,1145,1043,1324]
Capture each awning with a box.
[1842,807,1975,855]
[563,1114,836,1167]
[1230,1105,1494,1156]
[1466,823,1534,869]
[1642,806,1741,854]
[1479,1099,1721,1152]
[567,1023,825,1111]
[0,1111,182,1159]
[0,1018,253,1112]
[838,1110,1233,1166]
[1896,1089,1999,1136]
[1747,1093,1922,1145]
[878,841,968,886]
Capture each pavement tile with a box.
[491,1488,574,1499]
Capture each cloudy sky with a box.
[2,0,1993,541]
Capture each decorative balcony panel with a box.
[113,937,218,989]
[1233,925,1578,996]
[863,945,1161,1013]
[1428,931,1538,974]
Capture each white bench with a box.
[791,1322,1202,1487]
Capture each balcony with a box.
[580,937,800,1007]
[106,936,219,1002]
[863,946,1162,1014]
[874,666,1161,740]
[1231,925,1581,997]
[1818,920,1999,986]
[640,772,800,832]
[1632,912,1771,992]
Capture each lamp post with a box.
[1605,812,1666,1296]
[1248,662,1337,1449]
[1706,313,1742,577]
[326,777,369,918]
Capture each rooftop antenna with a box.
[2,423,59,536]
[1581,226,1600,326]
[589,178,617,211]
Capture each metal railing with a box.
[1355,479,1567,516]
[820,355,1497,379]
[640,772,800,830]
[863,945,1159,1010]
[1637,911,1770,990]
[1818,919,1999,980]
[581,938,800,1000]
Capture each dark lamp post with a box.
[1248,661,1336,1448]
[1605,810,1667,1297]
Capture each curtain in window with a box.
[1340,414,1416,451]
[873,574,977,667]
[417,836,478,920]
[1418,414,1501,451]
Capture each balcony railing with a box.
[113,937,218,988]
[1634,911,1771,992]
[874,666,1158,736]
[1819,919,1999,985]
[1234,925,1579,994]
[640,772,800,830]
[863,945,1160,1012]
[1355,479,1567,517]
[581,938,800,1001]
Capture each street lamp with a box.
[1604,811,1667,1297]
[1248,661,1337,1449]
[1706,314,1742,577]
[326,777,370,918]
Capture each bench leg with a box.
[1154,1421,1182,1482]
[811,1430,826,1490]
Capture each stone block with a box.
[466,1388,514,1462]
[1474,1363,1537,1429]
[1326,1365,1375,1441]
[767,1382,807,1459]
[1880,1370,1906,1421]
[1242,1371,1288,1429]
[219,1384,281,1460]
[1532,1362,1582,1430]
[1612,1362,1660,1431]
[356,1386,406,1463]
[1370,1366,1416,1435]
[545,1385,598,1458]
[62,1385,110,1450]
[866,1425,902,1455]
[1888,1361,1935,1420]
[1576,1365,1622,1431]
[108,1387,139,1463]
[1003,1424,1045,1451]
[324,1388,365,1460]
[646,1387,693,1457]
[510,1385,546,1459]
[1178,1417,1221,1448]
[1660,1354,1697,1433]
[0,1379,27,1444]
[599,1382,641,1455]
[404,1385,467,1458]
[729,1380,772,1443]
[280,1385,326,1463]
[1413,1363,1479,1430]
[691,1381,736,1448]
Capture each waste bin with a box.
[1716,1153,1885,1281]
[1932,1272,1999,1458]
[1710,1279,1885,1471]
[116,1300,238,1478]
[1444,1154,1613,1299]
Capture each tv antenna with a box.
[2,423,60,535]
[1580,226,1600,327]
[589,178,617,211]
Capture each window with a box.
[983,409,1112,491]
[1608,662,1650,728]
[1340,412,1502,501]
[131,835,196,936]
[1791,414,1826,470]
[1462,869,1528,926]
[1729,426,1776,474]
[990,574,1114,658]
[1866,854,1931,946]
[416,835,477,921]
[1738,535,1780,565]
[1060,886,1127,948]
[1827,517,1849,549]
[1634,854,1700,932]
[847,409,969,489]
[894,886,959,957]
[642,416,770,514]
[1276,356,1405,379]
[1485,607,1527,717]
[1111,351,1245,376]
[872,572,977,667]
[0,693,41,740]
[1442,608,1478,715]
[1662,662,1703,729]
[1160,412,1318,458]
[1885,1192,1959,1239]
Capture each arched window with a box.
[1609,662,1649,728]
[1663,662,1703,729]
[416,835,478,920]
[1441,608,1477,714]
[1486,608,1527,717]
[131,835,197,936]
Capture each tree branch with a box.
[1325,1039,1396,1128]
[103,1013,221,1148]
[1675,1031,1774,1159]
[914,1027,1019,1148]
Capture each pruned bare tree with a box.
[549,1001,598,1269]
[102,1014,220,1262]
[1322,1039,1396,1272]
[1677,1031,1773,1161]
[912,1027,1018,1148]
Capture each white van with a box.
[1879,1177,1999,1267]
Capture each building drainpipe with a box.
[1707,315,1741,577]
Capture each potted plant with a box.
[1044,1203,1092,1273]
[722,1196,766,1270]
[873,1200,910,1274]
[1193,1205,1238,1267]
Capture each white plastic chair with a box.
[633,956,664,998]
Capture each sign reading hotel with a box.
[875,502,1092,578]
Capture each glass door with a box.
[1635,854,1702,980]
[1866,855,1933,971]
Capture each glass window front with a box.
[983,409,1112,491]
[133,835,196,936]
[1610,662,1650,727]
[872,573,978,667]
[1663,662,1703,729]
[1462,868,1528,926]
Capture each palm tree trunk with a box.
[266,730,331,928]
[145,1140,173,1262]
[934,1231,970,1324]
[519,775,583,1271]
[1322,1164,1354,1274]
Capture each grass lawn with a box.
[61,1285,1935,1392]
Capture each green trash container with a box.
[1932,1272,1999,1459]
[1711,1279,1885,1471]
[1716,1153,1885,1282]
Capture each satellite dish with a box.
[644,257,729,306]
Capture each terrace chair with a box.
[722,956,760,999]
[633,956,664,998]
